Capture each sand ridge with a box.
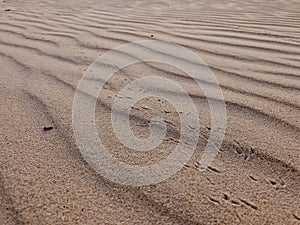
[0,0,299,224]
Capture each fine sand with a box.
[1,0,300,224]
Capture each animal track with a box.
[131,106,140,110]
[293,213,300,221]
[248,175,258,181]
[238,198,258,210]
[207,166,221,173]
[269,179,277,185]
[230,200,240,206]
[267,178,286,188]
[141,106,150,110]
[223,193,230,201]
[208,196,220,205]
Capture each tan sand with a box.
[0,0,299,224]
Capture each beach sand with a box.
[0,0,299,224]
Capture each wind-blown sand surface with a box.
[0,0,300,224]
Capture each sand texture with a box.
[0,0,300,224]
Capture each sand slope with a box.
[0,0,299,224]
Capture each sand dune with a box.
[0,0,299,224]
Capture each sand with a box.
[0,0,299,224]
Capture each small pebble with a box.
[43,126,53,131]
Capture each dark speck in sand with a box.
[43,126,54,131]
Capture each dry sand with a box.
[0,0,300,224]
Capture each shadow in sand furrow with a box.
[11,14,111,35]
[249,69,300,81]
[0,29,59,46]
[204,17,300,30]
[0,22,27,31]
[221,139,300,178]
[179,12,300,23]
[52,22,108,35]
[0,52,31,71]
[170,21,300,41]
[77,13,163,28]
[62,12,300,50]
[281,56,300,64]
[145,18,300,48]
[7,18,78,34]
[82,12,197,27]
[0,41,83,66]
[8,17,63,29]
[95,18,300,78]
[154,65,300,111]
[91,9,300,38]
[86,9,170,20]
[109,32,300,76]
[90,27,300,73]
[198,32,300,49]
[84,28,300,82]
[0,173,24,225]
[20,23,70,33]
[37,32,79,39]
[11,12,87,27]
[178,25,300,43]
[173,32,300,57]
[112,76,300,133]
[107,26,300,64]
[211,66,300,92]
[88,42,300,93]
[179,17,300,36]
[12,12,40,19]
[185,24,300,41]
[52,12,164,27]
[9,10,45,17]
[225,100,300,132]
[93,48,300,110]
[131,28,300,61]
[35,32,99,50]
